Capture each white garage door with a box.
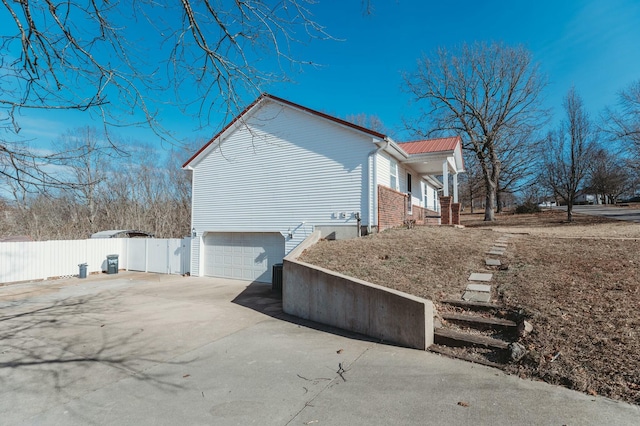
[203,232,284,283]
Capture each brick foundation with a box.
[451,203,461,225]
[379,185,442,231]
[412,205,441,225]
[440,196,452,225]
[378,185,408,231]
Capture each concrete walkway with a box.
[1,272,638,425]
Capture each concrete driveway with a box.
[1,272,638,425]
[557,204,640,222]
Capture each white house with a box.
[183,94,464,283]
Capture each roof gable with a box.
[182,93,387,169]
[182,94,465,173]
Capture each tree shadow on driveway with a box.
[230,281,382,347]
[0,285,192,423]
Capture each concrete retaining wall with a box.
[283,231,434,350]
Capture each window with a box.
[390,159,398,190]
[423,182,428,207]
[407,173,412,193]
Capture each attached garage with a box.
[203,232,285,283]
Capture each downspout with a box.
[368,139,390,234]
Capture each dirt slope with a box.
[299,210,640,404]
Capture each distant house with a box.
[183,94,464,283]
[537,200,557,208]
[574,191,599,205]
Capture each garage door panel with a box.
[204,232,284,283]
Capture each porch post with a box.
[453,172,459,203]
[442,160,449,197]
[439,196,452,225]
[451,202,461,225]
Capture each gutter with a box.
[368,139,390,234]
[386,139,409,160]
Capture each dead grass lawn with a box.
[299,210,640,405]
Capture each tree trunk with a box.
[483,160,499,221]
[484,189,496,221]
[567,202,573,222]
[469,181,475,214]
[496,191,503,213]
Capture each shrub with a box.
[515,202,541,214]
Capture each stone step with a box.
[428,344,506,369]
[468,272,492,282]
[441,312,517,331]
[486,249,505,256]
[434,328,510,350]
[462,290,491,303]
[466,283,491,293]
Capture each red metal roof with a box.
[398,136,461,154]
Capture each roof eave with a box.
[403,150,456,162]
[182,95,266,169]
[424,175,444,189]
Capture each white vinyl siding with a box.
[376,153,435,213]
[192,102,371,232]
[376,153,391,188]
[190,100,375,274]
[190,237,201,276]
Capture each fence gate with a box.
[126,238,191,275]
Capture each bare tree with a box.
[459,153,485,213]
[344,113,391,135]
[496,129,544,212]
[57,127,121,232]
[0,1,329,189]
[603,80,640,157]
[0,142,85,191]
[588,148,633,204]
[1,134,194,240]
[403,42,548,221]
[541,88,596,222]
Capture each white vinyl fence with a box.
[126,238,191,275]
[0,238,191,284]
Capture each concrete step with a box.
[434,328,510,350]
[428,344,506,369]
[441,312,517,331]
[462,290,491,303]
[441,299,504,312]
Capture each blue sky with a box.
[4,0,640,151]
[273,0,640,139]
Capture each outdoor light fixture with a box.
[192,227,196,237]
